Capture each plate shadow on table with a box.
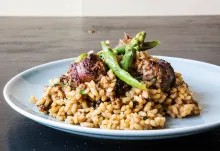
[3,118,220,151]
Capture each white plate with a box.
[3,56,220,140]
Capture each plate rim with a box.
[3,55,220,137]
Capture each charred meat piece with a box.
[67,63,81,87]
[157,59,176,91]
[139,59,175,91]
[67,54,107,87]
[115,78,131,97]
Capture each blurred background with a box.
[0,0,220,16]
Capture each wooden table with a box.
[1,16,220,151]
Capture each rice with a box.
[30,51,201,130]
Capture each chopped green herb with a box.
[76,53,88,62]
[64,83,71,86]
[151,77,157,82]
[80,90,87,94]
[53,84,60,87]
[53,83,71,87]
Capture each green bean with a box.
[100,41,146,90]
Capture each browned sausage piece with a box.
[67,54,107,87]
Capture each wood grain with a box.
[0,16,220,151]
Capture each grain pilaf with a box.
[30,32,201,130]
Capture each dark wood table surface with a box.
[1,16,220,151]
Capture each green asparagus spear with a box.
[119,32,146,70]
[113,31,146,54]
[119,48,135,71]
[99,41,146,90]
[143,40,160,50]
[113,45,126,54]
[113,40,160,54]
[129,31,146,50]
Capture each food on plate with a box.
[30,31,201,130]
[68,53,107,88]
